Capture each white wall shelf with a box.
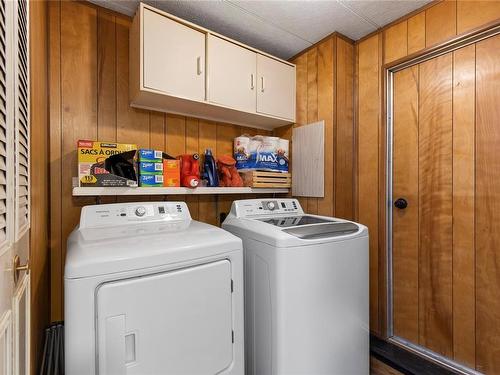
[72,187,289,196]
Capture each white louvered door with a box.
[0,0,14,373]
[0,0,30,374]
[12,0,30,373]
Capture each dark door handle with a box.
[394,198,408,209]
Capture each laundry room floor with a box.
[370,357,403,375]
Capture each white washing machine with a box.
[65,202,244,375]
[222,198,369,375]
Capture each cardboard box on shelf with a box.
[163,159,180,187]
[138,161,163,175]
[138,149,163,163]
[78,140,138,187]
[139,174,164,187]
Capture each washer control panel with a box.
[231,199,303,217]
[80,202,191,228]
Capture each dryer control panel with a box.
[229,198,304,218]
[79,202,191,228]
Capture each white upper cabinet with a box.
[130,3,295,129]
[142,8,205,101]
[257,54,296,120]
[208,35,257,114]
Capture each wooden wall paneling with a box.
[197,120,218,225]
[165,114,186,205]
[317,38,334,217]
[60,0,99,315]
[292,53,308,210]
[116,15,149,149]
[475,34,500,375]
[114,14,150,204]
[306,47,318,214]
[357,35,380,334]
[97,9,116,142]
[418,53,453,357]
[407,12,425,55]
[425,0,457,48]
[30,0,50,371]
[48,0,62,321]
[96,8,118,205]
[457,1,500,35]
[216,123,241,224]
[392,66,419,343]
[185,118,199,219]
[148,112,166,204]
[335,38,354,220]
[377,32,388,337]
[451,44,476,368]
[384,21,407,64]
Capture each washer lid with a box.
[282,221,360,239]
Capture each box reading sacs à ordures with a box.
[78,140,138,187]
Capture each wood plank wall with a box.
[30,0,50,373]
[47,0,274,320]
[356,0,500,372]
[289,35,355,220]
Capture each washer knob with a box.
[135,206,147,217]
[267,201,276,210]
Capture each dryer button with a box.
[135,206,147,217]
[267,201,276,210]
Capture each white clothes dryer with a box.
[65,202,244,375]
[222,198,369,375]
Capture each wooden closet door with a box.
[392,37,488,373]
[391,35,500,372]
[392,52,454,357]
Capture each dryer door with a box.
[96,260,233,374]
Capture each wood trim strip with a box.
[48,0,62,321]
[288,32,354,62]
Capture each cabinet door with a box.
[143,8,205,101]
[208,35,257,113]
[257,54,295,120]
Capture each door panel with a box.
[143,8,205,101]
[97,260,233,375]
[392,65,419,343]
[417,53,453,357]
[256,54,295,120]
[475,34,500,375]
[13,274,29,375]
[391,33,500,373]
[208,35,256,113]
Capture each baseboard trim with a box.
[370,335,458,375]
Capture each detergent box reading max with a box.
[78,140,138,187]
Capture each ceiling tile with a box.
[228,0,377,42]
[341,0,432,28]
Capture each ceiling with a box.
[89,0,432,60]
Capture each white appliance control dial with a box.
[135,206,147,217]
[267,201,276,210]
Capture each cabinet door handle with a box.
[261,76,265,92]
[251,74,255,90]
[197,56,203,75]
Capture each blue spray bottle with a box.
[203,148,219,187]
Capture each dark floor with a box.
[370,335,459,375]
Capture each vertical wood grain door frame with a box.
[384,22,500,375]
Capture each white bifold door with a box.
[96,260,234,375]
[0,0,31,374]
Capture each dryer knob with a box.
[135,206,147,217]
[267,201,276,210]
